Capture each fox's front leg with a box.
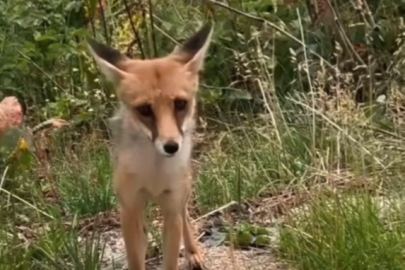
[114,168,147,270]
[182,206,204,269]
[157,191,185,270]
[120,204,147,270]
[161,209,183,270]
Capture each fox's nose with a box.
[163,140,179,155]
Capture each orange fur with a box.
[87,23,213,270]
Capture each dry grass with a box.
[2,0,405,269]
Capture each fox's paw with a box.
[186,249,205,270]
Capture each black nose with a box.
[163,141,179,155]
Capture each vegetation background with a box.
[2,0,405,269]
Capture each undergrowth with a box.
[2,0,405,269]
[279,194,405,270]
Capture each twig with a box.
[140,0,150,58]
[0,166,8,191]
[362,0,376,29]
[148,0,158,57]
[0,187,55,220]
[205,0,333,69]
[297,9,316,156]
[151,16,181,45]
[325,0,365,65]
[32,118,69,135]
[108,2,137,18]
[98,0,110,44]
[192,200,237,224]
[286,96,386,168]
[305,0,315,22]
[349,0,370,29]
[84,0,97,37]
[122,0,145,59]
[15,49,72,97]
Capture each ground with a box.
[94,200,289,270]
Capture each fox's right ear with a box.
[86,37,128,83]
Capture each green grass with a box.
[2,0,405,269]
[279,193,405,270]
[0,213,104,270]
[2,95,405,269]
[52,143,115,216]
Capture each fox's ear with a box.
[86,37,128,83]
[172,22,213,74]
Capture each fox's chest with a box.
[113,137,192,198]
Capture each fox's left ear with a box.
[172,22,213,74]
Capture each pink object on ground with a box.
[0,96,23,137]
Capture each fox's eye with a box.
[136,104,153,117]
[174,99,187,111]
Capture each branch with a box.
[97,0,110,44]
[122,0,146,59]
[32,119,69,134]
[148,0,158,57]
[205,0,334,69]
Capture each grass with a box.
[52,143,115,216]
[2,0,405,269]
[2,90,405,269]
[279,194,405,270]
[3,92,405,269]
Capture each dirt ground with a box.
[99,228,288,270]
[96,198,292,270]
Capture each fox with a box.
[86,22,213,270]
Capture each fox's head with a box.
[87,23,213,157]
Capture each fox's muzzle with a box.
[155,137,182,157]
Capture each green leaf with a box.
[0,127,23,156]
[254,235,271,246]
[34,32,59,42]
[233,230,254,246]
[64,1,83,13]
[87,0,99,18]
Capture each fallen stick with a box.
[192,200,237,224]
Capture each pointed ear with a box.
[172,22,213,74]
[86,37,128,83]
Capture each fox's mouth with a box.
[159,151,178,158]
[162,153,176,158]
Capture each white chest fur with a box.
[109,113,193,198]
